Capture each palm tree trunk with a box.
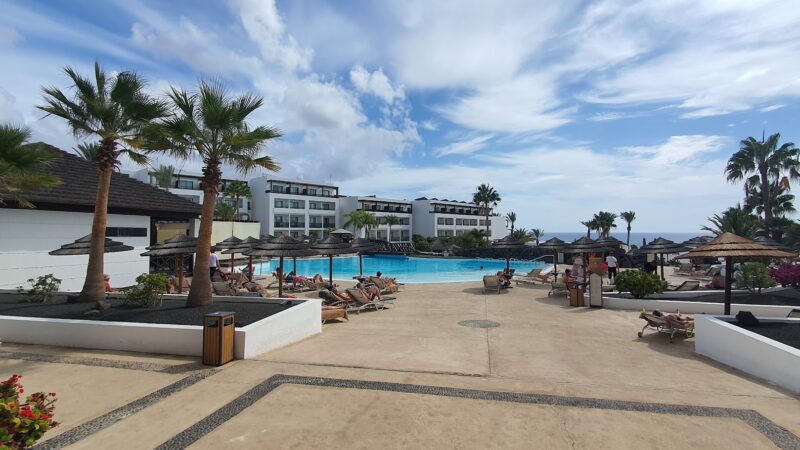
[586,227,590,238]
[387,224,391,242]
[626,225,631,247]
[761,169,771,229]
[187,189,217,307]
[484,208,490,242]
[78,167,113,304]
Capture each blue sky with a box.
[1,0,799,232]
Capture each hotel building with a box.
[411,197,505,240]
[249,177,339,238]
[338,196,413,242]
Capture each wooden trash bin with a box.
[569,286,584,307]
[203,311,235,366]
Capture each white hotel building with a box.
[411,197,506,240]
[338,196,413,242]
[250,177,339,238]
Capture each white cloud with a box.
[434,134,494,157]
[420,120,439,131]
[349,65,404,103]
[232,0,313,72]
[0,26,20,45]
[619,135,729,166]
[760,104,786,112]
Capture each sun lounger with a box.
[345,288,391,313]
[483,275,502,294]
[369,277,399,293]
[637,311,695,343]
[667,280,700,291]
[548,281,568,296]
[322,306,348,323]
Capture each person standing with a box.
[605,253,618,281]
[209,251,220,278]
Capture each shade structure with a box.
[243,236,317,297]
[595,236,623,248]
[430,239,448,253]
[753,236,794,253]
[674,232,795,315]
[538,237,567,281]
[682,235,714,247]
[491,236,526,272]
[351,238,378,276]
[49,234,134,255]
[214,236,244,279]
[140,235,201,294]
[310,235,353,284]
[634,237,690,280]
[221,236,265,282]
[565,236,611,254]
[330,229,353,236]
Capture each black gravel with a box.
[0,296,295,327]
[732,322,800,350]
[675,291,800,306]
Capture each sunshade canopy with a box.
[753,236,794,253]
[329,229,353,235]
[634,237,690,255]
[538,237,567,250]
[490,236,526,249]
[140,235,202,257]
[566,236,611,253]
[350,237,378,251]
[49,234,134,255]
[310,235,352,255]
[213,236,243,249]
[243,235,317,257]
[221,236,265,254]
[675,232,795,259]
[682,235,714,247]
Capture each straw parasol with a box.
[221,236,265,281]
[753,236,794,253]
[49,234,134,255]
[430,239,448,253]
[491,236,526,272]
[682,235,713,247]
[634,237,690,281]
[674,232,795,315]
[565,237,611,281]
[243,236,316,298]
[214,236,243,277]
[351,238,378,277]
[140,235,201,294]
[538,237,567,281]
[310,235,353,284]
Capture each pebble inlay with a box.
[458,319,500,328]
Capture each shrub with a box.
[614,270,663,299]
[121,273,168,307]
[412,234,431,252]
[23,275,61,303]
[735,263,776,294]
[768,263,800,287]
[0,374,58,449]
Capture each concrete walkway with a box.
[1,281,798,449]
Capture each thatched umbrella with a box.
[221,236,265,282]
[682,236,713,247]
[351,238,378,277]
[674,232,795,315]
[753,236,794,253]
[595,236,623,248]
[538,237,567,281]
[491,236,526,272]
[140,235,201,294]
[430,239,448,253]
[243,236,316,297]
[49,234,134,255]
[310,235,353,284]
[566,237,611,280]
[634,237,689,281]
[330,229,354,242]
[214,236,243,277]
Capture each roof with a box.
[7,144,202,219]
[674,232,795,259]
[356,196,411,204]
[256,175,338,188]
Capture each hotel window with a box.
[456,219,463,226]
[177,180,194,189]
[290,200,305,209]
[322,216,336,228]
[322,189,332,197]
[274,198,289,208]
[470,219,478,226]
[289,186,300,194]
[105,227,147,237]
[444,218,454,225]
[289,214,305,227]
[272,184,285,193]
[307,188,317,195]
[322,201,335,210]
[401,230,410,241]
[309,215,323,228]
[437,218,445,225]
[274,214,290,228]
[400,218,409,225]
[290,231,301,238]
[456,230,464,236]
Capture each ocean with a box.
[539,232,711,246]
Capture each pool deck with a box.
[2,281,799,449]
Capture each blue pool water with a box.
[250,255,547,283]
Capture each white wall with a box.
[601,295,796,317]
[0,209,150,291]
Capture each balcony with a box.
[309,222,323,229]
[274,221,290,228]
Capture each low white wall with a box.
[0,209,150,292]
[236,298,321,358]
[695,316,800,394]
[601,296,795,318]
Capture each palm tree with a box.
[506,211,517,233]
[0,124,62,207]
[701,205,760,238]
[744,181,795,219]
[529,228,544,245]
[472,183,501,242]
[726,133,800,230]
[384,215,400,242]
[580,219,597,238]
[364,212,378,237]
[73,142,99,161]
[223,180,251,221]
[38,62,167,304]
[510,228,530,243]
[214,201,237,221]
[148,81,281,307]
[151,164,174,190]
[593,211,617,238]
[619,211,636,246]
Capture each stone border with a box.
[0,351,205,374]
[157,375,800,450]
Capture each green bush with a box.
[735,263,776,294]
[412,234,431,252]
[23,274,61,303]
[613,270,663,299]
[122,273,168,308]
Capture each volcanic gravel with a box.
[734,322,800,350]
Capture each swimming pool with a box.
[249,254,547,283]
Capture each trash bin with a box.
[569,285,584,307]
[202,311,235,366]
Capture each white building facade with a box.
[338,196,413,242]
[250,177,339,238]
[411,198,506,240]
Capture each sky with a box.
[1,0,799,233]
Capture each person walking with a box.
[209,251,221,279]
[605,253,618,281]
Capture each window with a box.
[444,218,454,225]
[274,214,290,228]
[322,201,335,210]
[390,230,401,241]
[377,230,388,240]
[290,231,300,238]
[456,219,463,226]
[177,180,194,189]
[290,200,305,209]
[437,230,453,237]
[401,230,410,242]
[307,188,317,195]
[322,216,336,228]
[309,215,323,228]
[274,198,289,208]
[289,186,300,194]
[177,194,200,203]
[470,219,478,226]
[480,220,486,226]
[399,218,410,225]
[272,184,284,193]
[105,227,147,237]
[437,217,445,225]
[290,214,305,227]
[456,230,464,236]
[322,189,332,197]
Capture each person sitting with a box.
[313,273,324,284]
[326,285,350,303]
[356,282,381,301]
[103,274,117,293]
[167,275,177,294]
[562,269,575,286]
[706,272,726,289]
[644,260,657,274]
[284,271,296,283]
[375,271,399,288]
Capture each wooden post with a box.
[359,253,363,276]
[724,256,733,315]
[278,256,284,298]
[176,256,184,294]
[553,251,559,282]
[230,253,235,280]
[329,255,333,284]
[247,256,254,282]
[660,253,665,281]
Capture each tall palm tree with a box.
[384,215,400,242]
[149,81,281,307]
[529,228,544,245]
[593,211,617,238]
[214,201,237,221]
[510,228,530,243]
[223,180,251,221]
[619,211,636,246]
[38,62,167,304]
[701,205,759,238]
[0,124,62,207]
[580,219,597,238]
[726,133,800,230]
[343,210,365,235]
[472,183,501,242]
[743,181,795,219]
[151,164,175,190]
[505,211,517,233]
[73,142,99,161]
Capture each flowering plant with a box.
[768,263,800,287]
[0,375,58,449]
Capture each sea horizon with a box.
[533,231,712,246]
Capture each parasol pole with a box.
[329,254,334,284]
[724,256,732,315]
[660,252,665,281]
[176,256,184,294]
[230,252,235,280]
[359,253,364,277]
[553,251,559,282]
[293,256,297,274]
[278,256,284,298]
[247,256,254,282]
